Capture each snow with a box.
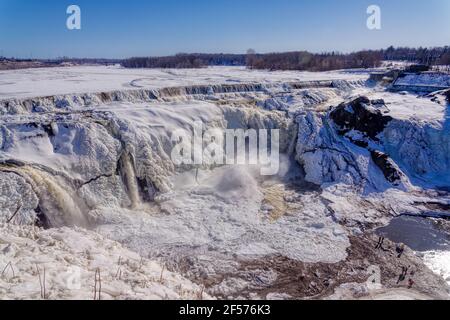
[424,251,450,286]
[0,172,39,225]
[395,73,450,88]
[0,65,367,100]
[0,223,211,300]
[366,91,447,123]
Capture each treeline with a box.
[249,46,450,71]
[190,53,246,66]
[121,46,450,71]
[56,58,122,65]
[122,53,246,69]
[383,46,450,65]
[122,51,382,71]
[246,50,383,71]
[0,57,35,62]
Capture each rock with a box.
[370,151,403,185]
[371,99,386,106]
[444,89,450,102]
[404,65,430,73]
[330,96,393,141]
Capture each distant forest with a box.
[0,56,122,70]
[383,46,450,65]
[246,50,382,71]
[121,46,450,71]
[121,54,246,69]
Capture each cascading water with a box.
[119,153,141,209]
[3,166,88,228]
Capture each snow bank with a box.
[0,223,210,300]
[383,120,450,188]
[395,73,450,88]
[424,251,450,286]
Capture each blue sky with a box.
[0,0,449,58]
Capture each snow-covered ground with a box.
[0,223,210,300]
[0,65,367,100]
[395,73,450,88]
[1,66,449,300]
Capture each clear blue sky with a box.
[0,0,449,58]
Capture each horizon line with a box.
[3,44,450,61]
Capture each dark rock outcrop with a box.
[444,89,450,102]
[404,65,430,73]
[371,151,403,185]
[329,97,406,186]
[330,96,393,141]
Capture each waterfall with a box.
[9,166,88,228]
[119,153,141,209]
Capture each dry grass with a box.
[35,264,47,299]
[93,268,102,300]
[159,264,165,284]
[1,262,15,280]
